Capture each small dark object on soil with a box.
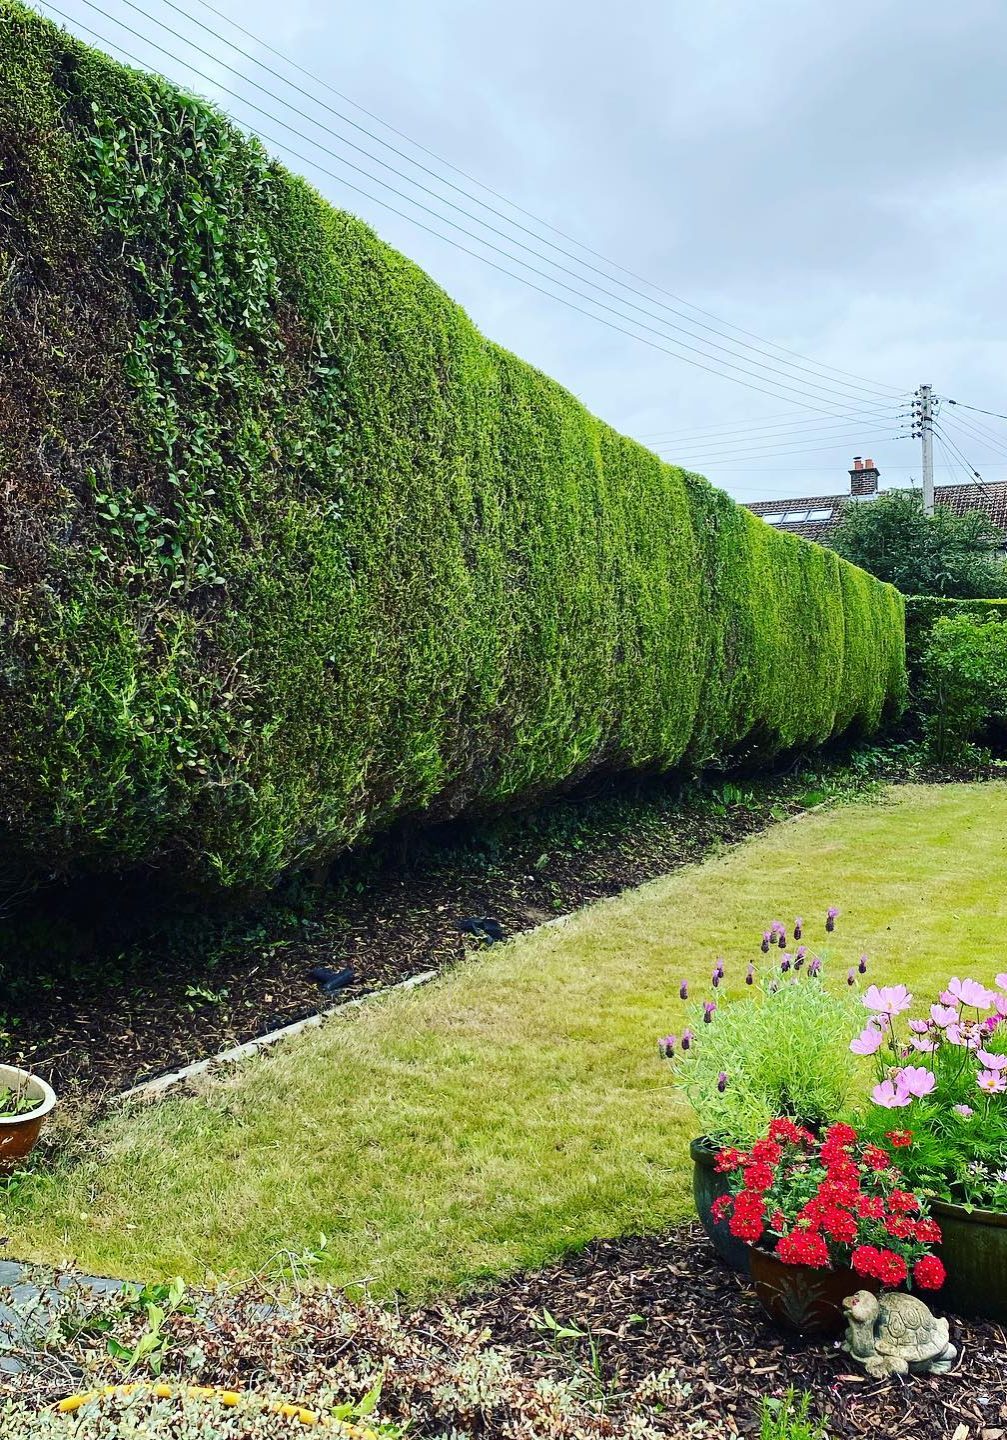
[307,965,355,993]
[457,916,505,943]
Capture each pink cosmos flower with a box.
[872,1078,912,1109]
[895,1065,937,1098]
[946,977,995,1010]
[850,1023,885,1056]
[930,1004,959,1028]
[947,1022,982,1050]
[862,984,912,1016]
[907,1019,931,1034]
[977,1069,1007,1095]
[939,989,957,1007]
[910,1035,936,1053]
[996,974,1007,992]
[996,995,1007,1019]
[953,1104,974,1118]
[977,1049,1007,1072]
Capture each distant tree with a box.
[826,489,1007,597]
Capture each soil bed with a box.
[460,1223,1007,1439]
[0,764,855,1099]
[2,747,990,1100]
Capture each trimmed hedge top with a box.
[0,1,906,896]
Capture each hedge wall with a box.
[0,1,907,896]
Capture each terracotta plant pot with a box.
[690,1136,750,1273]
[0,1064,57,1172]
[748,1247,879,1337]
[932,1197,1007,1323]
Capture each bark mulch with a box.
[461,1225,1007,1440]
[3,775,819,1099]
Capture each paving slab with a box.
[0,1260,126,1376]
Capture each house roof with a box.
[746,481,1007,543]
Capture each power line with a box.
[148,0,899,406]
[42,0,908,417]
[942,410,1007,460]
[182,0,903,400]
[659,429,910,465]
[640,409,909,448]
[930,422,1003,506]
[944,398,1007,423]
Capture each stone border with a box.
[117,969,438,1103]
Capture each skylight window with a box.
[807,508,833,520]
[784,510,810,522]
[762,513,784,523]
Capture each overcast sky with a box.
[41,0,1007,502]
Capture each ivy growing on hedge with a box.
[0,1,907,897]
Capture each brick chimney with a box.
[849,455,879,497]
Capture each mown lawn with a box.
[8,783,1007,1294]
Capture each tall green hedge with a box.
[0,1,906,897]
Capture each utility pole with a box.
[913,384,935,514]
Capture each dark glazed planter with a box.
[690,1136,749,1273]
[933,1198,1007,1323]
[749,1248,878,1337]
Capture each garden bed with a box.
[7,1224,1005,1439]
[463,1224,1007,1439]
[5,755,897,1099]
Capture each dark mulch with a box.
[3,775,818,1099]
[462,1225,1007,1440]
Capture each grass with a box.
[7,782,1007,1294]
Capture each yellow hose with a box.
[55,1382,378,1434]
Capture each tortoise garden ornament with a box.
[842,1289,957,1378]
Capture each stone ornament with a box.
[842,1289,957,1378]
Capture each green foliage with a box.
[827,488,1007,598]
[760,1390,828,1440]
[673,971,863,1144]
[918,613,1007,761]
[904,594,1007,671]
[0,1,906,899]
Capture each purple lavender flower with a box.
[826,906,839,933]
[716,1071,728,1093]
[761,931,771,954]
[793,918,803,940]
[780,955,792,974]
[711,969,721,989]
[778,931,787,949]
[808,957,822,977]
[658,1035,676,1058]
[679,980,688,1000]
[714,960,725,979]
[681,1028,694,1050]
[745,963,754,986]
[846,967,855,986]
[858,953,868,975]
[703,1001,717,1024]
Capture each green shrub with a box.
[919,612,1007,761]
[0,1,906,899]
[904,595,1007,672]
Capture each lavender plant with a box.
[660,913,862,1144]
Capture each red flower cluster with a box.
[712,1121,945,1292]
